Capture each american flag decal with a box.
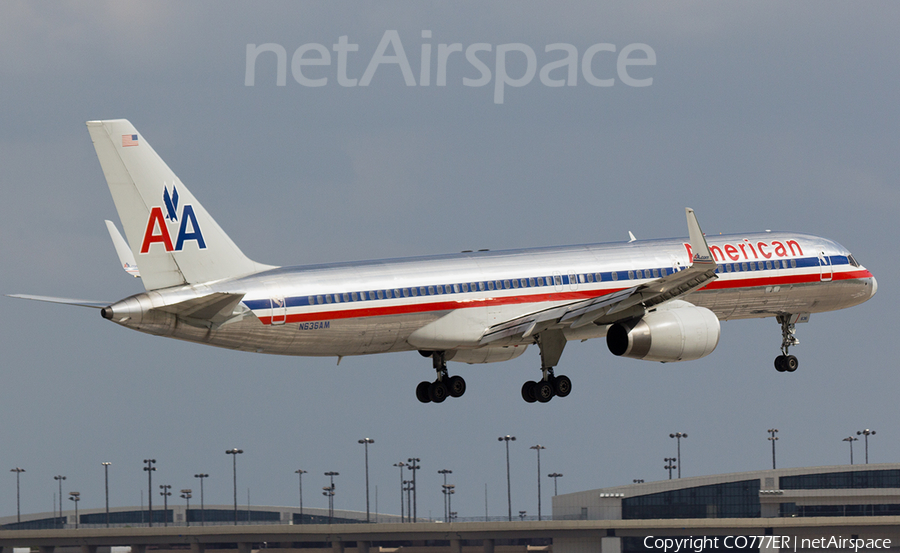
[122,134,139,147]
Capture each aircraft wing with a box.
[480,208,718,344]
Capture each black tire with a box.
[416,381,432,403]
[448,375,466,398]
[774,355,786,372]
[785,355,799,372]
[429,381,448,403]
[521,381,537,403]
[536,381,555,403]
[554,374,572,397]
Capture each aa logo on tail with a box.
[140,185,207,254]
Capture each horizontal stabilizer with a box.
[6,294,109,309]
[105,220,141,278]
[155,292,246,325]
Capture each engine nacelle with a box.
[606,302,720,362]
[449,345,528,364]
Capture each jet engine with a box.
[606,301,720,362]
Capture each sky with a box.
[1,1,898,523]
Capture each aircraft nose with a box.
[870,276,878,298]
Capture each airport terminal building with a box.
[552,463,900,553]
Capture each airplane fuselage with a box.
[106,231,876,361]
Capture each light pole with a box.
[143,459,156,527]
[664,458,677,480]
[358,438,374,522]
[669,433,687,478]
[443,484,455,523]
[54,475,66,527]
[548,473,563,496]
[768,429,779,470]
[843,436,858,465]
[530,445,545,521]
[68,492,80,529]
[194,474,208,526]
[438,469,452,522]
[403,480,413,523]
[294,469,307,523]
[226,448,243,525]
[159,485,172,527]
[407,458,420,522]
[181,490,192,526]
[393,462,406,522]
[324,471,339,524]
[857,429,876,464]
[10,468,24,527]
[498,435,516,521]
[102,462,112,527]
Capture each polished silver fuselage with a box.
[112,231,876,360]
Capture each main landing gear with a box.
[522,330,572,403]
[416,351,466,403]
[774,314,799,373]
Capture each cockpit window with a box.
[848,254,860,268]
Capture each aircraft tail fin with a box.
[86,120,274,290]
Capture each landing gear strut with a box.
[416,351,466,403]
[774,315,799,373]
[522,330,572,403]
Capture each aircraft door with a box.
[818,251,833,282]
[266,283,287,325]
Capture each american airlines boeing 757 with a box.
[10,120,878,403]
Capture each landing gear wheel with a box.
[416,381,432,403]
[553,374,572,397]
[428,381,448,403]
[536,381,555,403]
[774,355,786,372]
[784,355,798,372]
[447,375,466,398]
[521,381,537,403]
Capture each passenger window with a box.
[628,271,635,280]
[428,286,435,295]
[376,290,384,300]
[586,273,594,283]
[326,295,333,304]
[742,263,748,271]
[766,261,772,270]
[612,272,618,281]
[351,292,358,301]
[317,295,324,304]
[487,281,495,291]
[342,293,349,302]
[478,282,486,291]
[308,296,315,305]
[529,277,536,287]
[403,288,410,297]
[503,280,511,289]
[454,284,461,293]
[411,288,418,297]
[578,274,585,284]
[791,259,797,268]
[511,279,519,288]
